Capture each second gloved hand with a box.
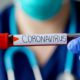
[67,37,80,53]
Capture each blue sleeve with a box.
[0,12,1,33]
[0,12,6,80]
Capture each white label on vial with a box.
[13,34,67,45]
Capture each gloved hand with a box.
[67,37,80,53]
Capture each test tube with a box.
[0,33,80,50]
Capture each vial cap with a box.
[0,33,8,50]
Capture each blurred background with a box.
[0,0,12,11]
[0,0,80,11]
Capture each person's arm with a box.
[0,13,2,33]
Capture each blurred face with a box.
[15,0,70,20]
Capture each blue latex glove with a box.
[67,37,80,53]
